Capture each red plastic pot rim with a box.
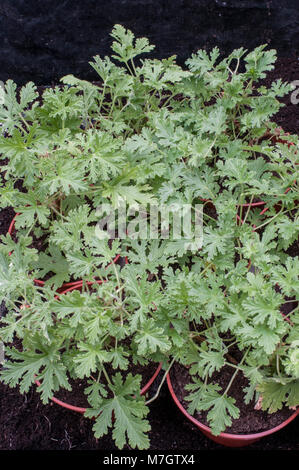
[7,213,124,291]
[166,369,299,445]
[200,198,266,207]
[35,362,162,414]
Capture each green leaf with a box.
[201,106,227,135]
[14,193,50,228]
[185,379,239,435]
[51,205,96,252]
[245,45,277,80]
[272,257,299,297]
[205,394,240,435]
[108,347,130,370]
[126,240,175,273]
[85,373,150,449]
[202,226,234,260]
[0,80,38,134]
[85,379,108,408]
[77,129,124,183]
[0,181,18,208]
[186,47,220,74]
[0,340,70,403]
[39,159,89,196]
[110,24,155,64]
[242,289,283,329]
[66,250,95,278]
[34,245,70,289]
[74,343,110,378]
[257,380,299,413]
[276,218,299,250]
[194,350,225,378]
[134,319,171,355]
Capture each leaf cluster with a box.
[0,25,298,445]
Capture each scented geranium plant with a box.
[0,239,170,449]
[0,24,298,448]
[155,214,299,435]
[0,25,192,290]
[0,25,190,450]
[146,44,299,433]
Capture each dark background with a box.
[1,0,299,85]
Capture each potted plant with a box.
[0,24,193,290]
[144,45,298,446]
[1,25,298,450]
[0,25,191,450]
[0,240,171,448]
[112,40,299,446]
[164,236,299,446]
[34,282,163,415]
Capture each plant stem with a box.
[223,348,250,396]
[50,204,68,221]
[145,358,175,406]
[254,205,299,231]
[102,365,113,387]
[242,194,254,225]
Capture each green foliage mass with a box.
[0,25,298,446]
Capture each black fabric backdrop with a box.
[0,0,298,85]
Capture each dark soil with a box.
[170,363,294,435]
[0,56,298,450]
[1,366,299,451]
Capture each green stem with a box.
[224,348,250,396]
[18,113,30,131]
[50,204,68,221]
[102,365,113,387]
[242,194,254,225]
[254,205,299,231]
[145,358,176,406]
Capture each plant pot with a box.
[35,362,162,414]
[166,368,299,448]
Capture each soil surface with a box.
[53,361,161,409]
[0,56,298,450]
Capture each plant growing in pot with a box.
[0,25,194,449]
[0,24,192,290]
[0,231,172,449]
[0,24,298,450]
[163,228,299,446]
[124,176,299,447]
[130,43,298,447]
